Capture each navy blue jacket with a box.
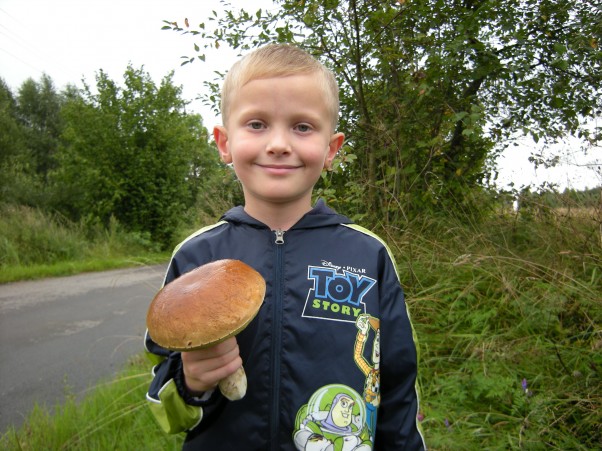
[145,201,426,450]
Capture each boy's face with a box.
[214,74,344,217]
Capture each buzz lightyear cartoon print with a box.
[293,384,372,451]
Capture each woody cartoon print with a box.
[293,263,381,450]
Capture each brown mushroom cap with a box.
[146,259,266,352]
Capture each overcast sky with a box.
[1,0,599,191]
[0,0,255,125]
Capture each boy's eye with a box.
[248,121,264,130]
[295,124,312,133]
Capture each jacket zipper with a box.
[270,229,285,448]
[274,229,285,244]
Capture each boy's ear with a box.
[324,132,345,169]
[214,126,232,164]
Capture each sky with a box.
[0,0,250,125]
[1,0,600,192]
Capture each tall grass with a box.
[393,202,602,449]
[1,195,600,449]
[0,204,167,283]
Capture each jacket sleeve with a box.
[144,259,221,434]
[145,335,203,434]
[375,246,427,449]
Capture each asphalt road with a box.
[0,264,167,433]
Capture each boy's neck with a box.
[243,198,313,231]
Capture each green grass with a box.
[0,204,170,283]
[1,200,600,449]
[0,255,168,284]
[396,208,602,450]
[0,356,183,450]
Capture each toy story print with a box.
[293,314,381,450]
[353,314,381,441]
[293,384,372,450]
[294,262,382,449]
[302,264,376,323]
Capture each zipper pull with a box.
[274,229,285,244]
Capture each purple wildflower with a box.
[521,378,532,397]
[444,418,451,430]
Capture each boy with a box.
[145,43,426,450]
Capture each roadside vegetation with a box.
[1,356,183,450]
[1,191,600,450]
[401,198,601,450]
[0,204,168,283]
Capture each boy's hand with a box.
[181,337,242,396]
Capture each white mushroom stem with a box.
[218,366,247,401]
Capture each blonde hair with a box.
[220,44,340,131]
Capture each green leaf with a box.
[453,111,469,122]
[550,97,564,108]
[553,42,567,54]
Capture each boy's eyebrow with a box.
[236,106,327,124]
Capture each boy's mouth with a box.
[258,164,301,174]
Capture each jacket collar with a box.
[220,199,352,230]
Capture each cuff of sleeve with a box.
[174,359,217,406]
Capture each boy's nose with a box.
[266,129,292,155]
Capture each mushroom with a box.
[146,259,266,401]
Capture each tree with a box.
[17,74,64,184]
[0,79,27,202]
[0,75,66,207]
[55,66,219,247]
[166,0,601,220]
